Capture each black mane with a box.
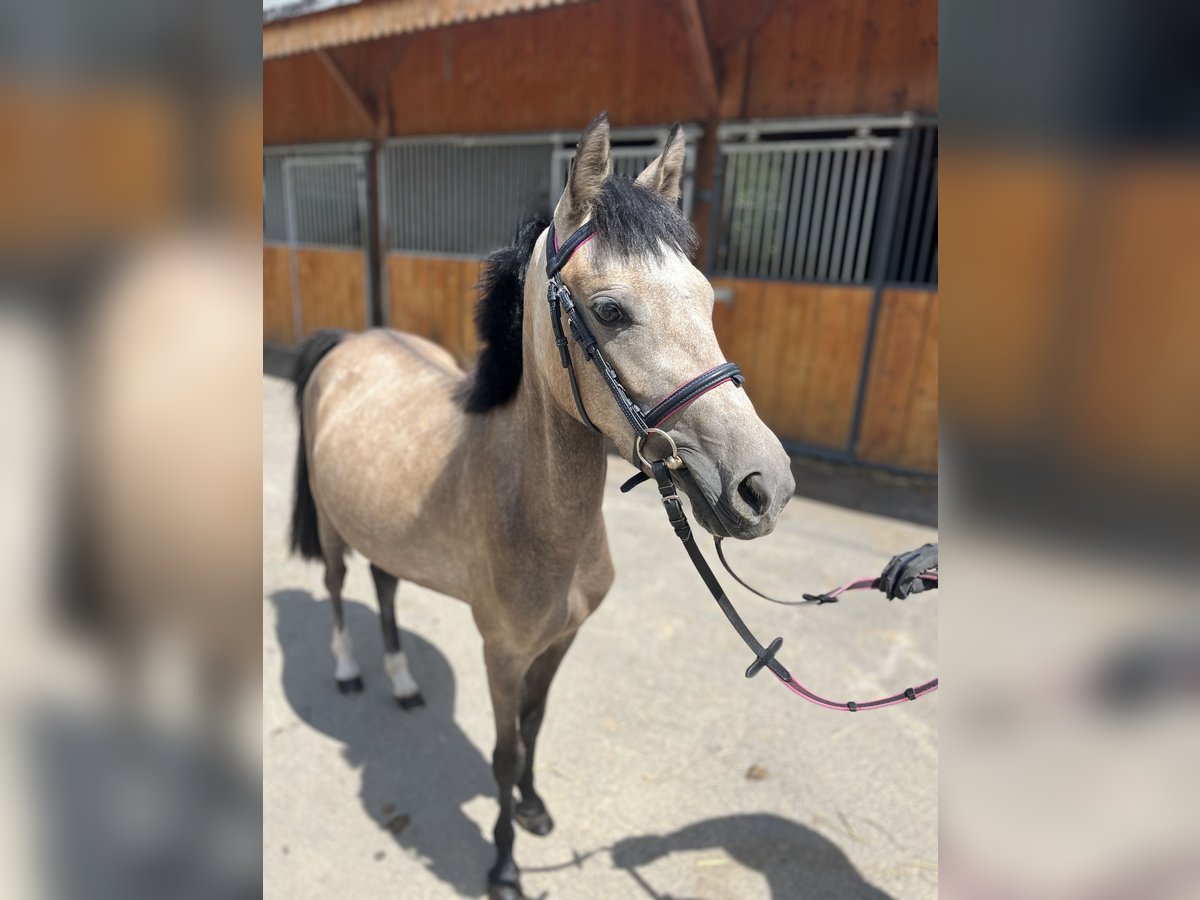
[460,176,698,414]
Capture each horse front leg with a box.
[483,645,529,900]
[514,633,576,837]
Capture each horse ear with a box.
[554,112,611,235]
[635,123,686,203]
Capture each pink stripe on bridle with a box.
[551,228,595,256]
[644,375,739,428]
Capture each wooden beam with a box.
[315,48,380,137]
[679,0,719,115]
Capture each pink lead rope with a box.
[772,572,938,711]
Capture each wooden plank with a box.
[460,259,482,362]
[295,247,368,336]
[751,280,800,426]
[679,0,719,114]
[385,254,482,366]
[263,245,296,344]
[799,286,872,448]
[900,291,938,471]
[744,0,938,117]
[774,285,821,442]
[315,48,379,136]
[854,289,934,469]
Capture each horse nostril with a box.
[737,472,770,517]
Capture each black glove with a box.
[879,543,937,600]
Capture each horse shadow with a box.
[269,589,494,897]
[610,813,895,899]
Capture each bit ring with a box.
[636,428,684,471]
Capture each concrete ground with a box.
[263,374,937,900]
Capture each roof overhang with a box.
[264,0,592,60]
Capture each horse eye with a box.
[593,298,625,325]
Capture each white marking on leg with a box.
[331,626,361,681]
[384,651,420,699]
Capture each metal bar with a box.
[719,138,893,154]
[847,129,913,459]
[916,167,938,284]
[746,152,770,277]
[842,149,867,282]
[733,151,759,276]
[853,148,884,283]
[756,151,781,276]
[888,126,923,280]
[386,125,702,149]
[357,156,372,326]
[718,114,919,138]
[830,150,855,281]
[265,141,372,155]
[792,151,816,280]
[780,151,804,277]
[818,150,844,280]
[901,128,935,282]
[768,151,795,278]
[804,151,829,281]
[377,148,390,327]
[282,159,304,340]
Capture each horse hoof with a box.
[395,692,425,711]
[336,676,364,694]
[487,863,523,900]
[514,801,554,836]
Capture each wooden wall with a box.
[263,0,937,144]
[264,245,295,344]
[855,288,938,471]
[711,279,874,451]
[386,254,482,367]
[263,245,369,341]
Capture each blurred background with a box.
[0,0,262,898]
[0,0,1196,897]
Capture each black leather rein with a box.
[544,220,938,712]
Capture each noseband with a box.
[545,220,937,712]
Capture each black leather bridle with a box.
[545,219,938,712]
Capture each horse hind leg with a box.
[370,563,424,710]
[320,519,363,694]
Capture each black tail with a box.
[290,330,345,560]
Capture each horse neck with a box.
[491,267,608,531]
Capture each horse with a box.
[288,112,795,899]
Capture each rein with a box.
[545,220,938,712]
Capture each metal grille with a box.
[550,128,699,219]
[263,146,368,249]
[712,118,937,287]
[382,139,554,256]
[887,126,938,285]
[382,126,701,257]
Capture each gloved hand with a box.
[879,542,937,600]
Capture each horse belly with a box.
[305,331,477,600]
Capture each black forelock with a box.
[590,176,699,261]
[460,175,698,415]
